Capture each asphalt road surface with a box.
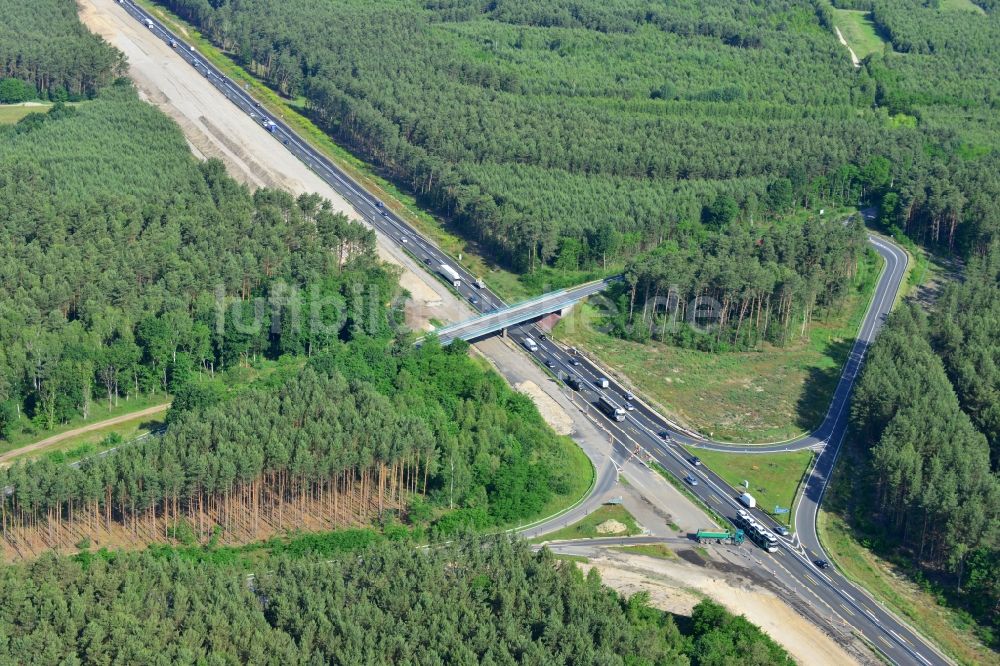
[108,4,946,663]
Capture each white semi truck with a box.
[438,263,461,287]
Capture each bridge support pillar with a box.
[501,327,507,338]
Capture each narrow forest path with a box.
[835,26,862,68]
[0,404,170,466]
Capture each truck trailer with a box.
[438,263,461,287]
[696,529,744,545]
[598,395,626,422]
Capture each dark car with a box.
[658,430,670,440]
[814,559,830,570]
[684,474,699,486]
[545,359,555,369]
[689,456,701,466]
[570,358,581,366]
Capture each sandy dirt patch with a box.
[580,551,863,666]
[595,519,628,535]
[514,380,573,435]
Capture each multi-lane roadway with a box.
[112,3,946,663]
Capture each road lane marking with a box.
[889,629,909,645]
[878,635,892,648]
[839,603,855,617]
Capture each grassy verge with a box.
[533,505,643,542]
[0,102,52,124]
[683,448,813,527]
[818,438,997,666]
[136,0,579,302]
[520,434,595,529]
[0,392,170,456]
[554,250,883,443]
[10,412,166,465]
[553,553,591,564]
[830,9,887,60]
[613,544,677,560]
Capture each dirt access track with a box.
[0,403,169,466]
[78,0,461,331]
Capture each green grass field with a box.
[553,250,881,443]
[685,448,813,526]
[6,412,166,465]
[0,392,170,456]
[939,0,986,14]
[612,544,677,560]
[534,505,643,542]
[831,9,888,60]
[0,103,52,124]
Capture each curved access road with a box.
[682,234,907,454]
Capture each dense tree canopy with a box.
[0,85,385,435]
[0,0,124,100]
[0,335,581,553]
[609,215,869,350]
[0,536,791,664]
[156,0,997,274]
[930,250,1000,467]
[850,254,1000,643]
[156,0,918,272]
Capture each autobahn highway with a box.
[114,3,947,663]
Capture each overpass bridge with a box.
[429,278,618,345]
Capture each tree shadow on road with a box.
[793,337,857,434]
